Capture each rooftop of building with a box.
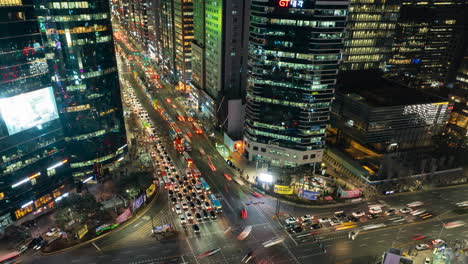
[337,71,449,107]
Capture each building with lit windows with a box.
[243,0,349,167]
[386,0,466,89]
[173,0,193,88]
[0,0,71,230]
[37,0,127,178]
[190,0,250,137]
[113,0,149,50]
[326,72,462,193]
[341,0,400,71]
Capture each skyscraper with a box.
[190,0,250,137]
[386,0,466,89]
[243,0,348,167]
[0,0,70,228]
[36,0,127,179]
[341,0,400,71]
[173,0,193,88]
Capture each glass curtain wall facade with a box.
[158,0,177,83]
[36,0,127,179]
[0,0,70,228]
[244,0,348,167]
[174,0,193,87]
[386,0,465,89]
[341,0,400,71]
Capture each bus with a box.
[199,177,211,192]
[0,251,19,264]
[182,152,193,167]
[192,122,203,134]
[209,194,223,213]
[175,110,185,121]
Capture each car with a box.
[168,190,174,197]
[180,215,187,225]
[241,208,248,219]
[195,213,203,222]
[367,213,378,219]
[182,188,188,195]
[199,194,205,201]
[299,215,313,223]
[347,216,359,222]
[385,209,397,216]
[174,204,182,214]
[33,240,47,251]
[195,199,202,208]
[183,176,189,182]
[411,209,426,216]
[209,211,217,219]
[407,201,424,208]
[191,192,197,198]
[352,211,365,218]
[190,202,196,209]
[195,185,202,194]
[182,203,188,210]
[171,197,177,205]
[400,207,412,214]
[185,195,192,202]
[192,224,200,233]
[431,239,445,247]
[204,201,212,210]
[224,174,232,181]
[177,193,183,200]
[330,219,341,226]
[185,212,193,220]
[191,179,197,185]
[178,180,184,186]
[368,207,382,214]
[28,237,43,249]
[202,209,209,219]
[310,223,321,230]
[415,244,430,251]
[424,258,431,264]
[284,217,297,225]
[318,217,331,224]
[46,227,60,237]
[175,174,181,180]
[288,224,303,234]
[19,244,28,254]
[334,211,347,220]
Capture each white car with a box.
[46,228,60,237]
[415,244,430,251]
[174,204,182,214]
[318,217,330,224]
[330,219,341,226]
[407,201,423,208]
[182,203,188,210]
[179,215,187,225]
[185,211,193,220]
[299,215,313,223]
[411,209,426,216]
[431,239,445,247]
[284,217,297,225]
[368,207,382,214]
[424,258,431,264]
[400,207,412,214]
[352,211,365,218]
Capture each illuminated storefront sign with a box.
[278,0,303,8]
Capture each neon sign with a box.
[278,0,303,7]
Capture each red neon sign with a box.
[278,0,290,7]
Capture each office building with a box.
[190,0,250,138]
[37,0,127,179]
[326,72,462,192]
[0,0,71,229]
[243,0,349,167]
[386,0,466,89]
[173,0,193,88]
[113,0,149,50]
[341,0,400,71]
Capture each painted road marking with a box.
[359,244,367,247]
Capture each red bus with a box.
[192,122,203,134]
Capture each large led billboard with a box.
[0,86,59,136]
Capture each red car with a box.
[252,192,263,198]
[241,208,248,219]
[224,174,232,181]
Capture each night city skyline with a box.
[0,0,467,263]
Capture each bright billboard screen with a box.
[0,86,59,136]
